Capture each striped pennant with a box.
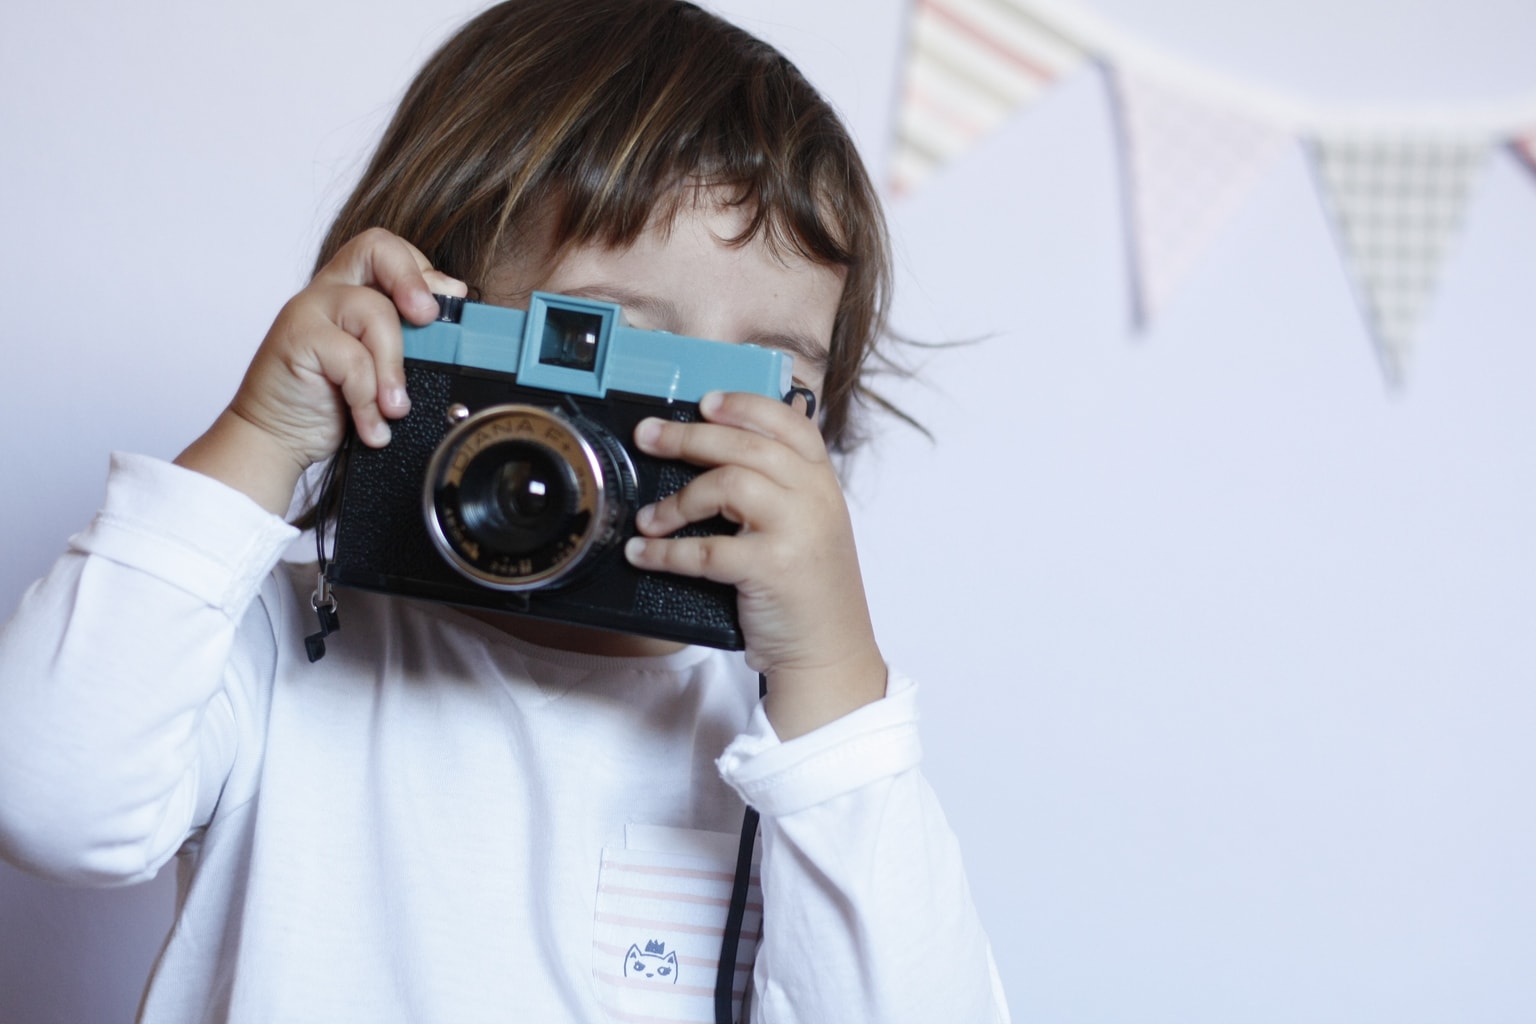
[1310,134,1490,385]
[1112,66,1291,326]
[891,0,1088,194]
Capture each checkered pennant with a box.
[1112,66,1291,327]
[1309,134,1490,385]
[891,0,1088,194]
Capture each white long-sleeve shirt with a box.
[0,453,1008,1023]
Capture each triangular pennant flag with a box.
[1112,67,1291,327]
[1310,135,1488,386]
[1513,133,1536,176]
[891,0,1088,194]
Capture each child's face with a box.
[482,200,844,404]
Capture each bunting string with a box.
[892,0,1536,385]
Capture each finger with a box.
[303,321,396,447]
[382,236,469,323]
[633,414,804,487]
[624,533,753,587]
[697,391,829,463]
[312,284,414,420]
[635,464,787,537]
[315,228,460,326]
[423,268,470,299]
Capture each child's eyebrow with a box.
[739,328,828,373]
[559,283,674,327]
[559,283,828,372]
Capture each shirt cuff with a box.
[69,452,299,619]
[715,671,923,816]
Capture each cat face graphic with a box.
[625,941,679,984]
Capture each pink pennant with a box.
[1113,67,1291,327]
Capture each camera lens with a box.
[495,459,552,520]
[423,404,635,590]
[457,445,574,554]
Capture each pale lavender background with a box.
[3,1,1535,1021]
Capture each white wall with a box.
[3,1,1534,1021]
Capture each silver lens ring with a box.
[423,404,621,591]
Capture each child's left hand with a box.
[625,390,887,740]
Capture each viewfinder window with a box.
[540,308,604,371]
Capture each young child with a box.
[0,2,1008,1021]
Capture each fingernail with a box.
[635,504,655,530]
[700,392,723,415]
[624,537,647,562]
[386,385,409,412]
[372,422,392,446]
[635,419,661,448]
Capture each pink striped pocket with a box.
[593,825,762,1024]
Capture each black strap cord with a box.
[715,671,768,1024]
[304,452,344,662]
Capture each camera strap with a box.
[304,454,344,663]
[305,574,340,663]
[715,671,768,1024]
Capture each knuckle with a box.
[664,487,710,529]
[654,491,688,528]
[760,536,797,577]
[658,418,691,452]
[725,426,768,460]
[336,342,378,384]
[343,291,402,343]
[692,539,724,575]
[711,467,761,516]
[341,373,379,408]
[714,463,750,491]
[713,391,750,420]
[650,538,688,572]
[653,538,685,571]
[356,226,395,248]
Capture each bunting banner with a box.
[891,0,1088,195]
[1310,136,1489,384]
[891,0,1536,386]
[1112,66,1292,327]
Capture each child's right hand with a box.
[175,229,467,515]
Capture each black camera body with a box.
[324,293,797,650]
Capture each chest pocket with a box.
[593,824,762,1024]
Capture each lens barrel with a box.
[423,404,635,590]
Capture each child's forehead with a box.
[487,196,842,304]
[502,175,850,275]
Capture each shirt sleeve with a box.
[716,674,1011,1023]
[0,453,296,885]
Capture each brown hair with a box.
[315,0,893,455]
